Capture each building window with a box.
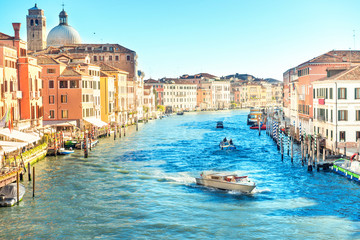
[338,88,347,99]
[109,56,112,61]
[330,88,333,99]
[126,55,131,61]
[94,56,97,61]
[61,95,67,103]
[331,109,333,122]
[355,88,360,99]
[59,81,68,88]
[47,68,55,74]
[49,80,54,88]
[357,131,360,142]
[338,110,348,121]
[340,131,346,142]
[61,110,68,119]
[326,129,328,138]
[357,110,360,121]
[70,80,78,88]
[49,110,55,119]
[115,55,119,61]
[49,95,54,104]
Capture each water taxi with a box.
[332,155,360,182]
[195,172,256,193]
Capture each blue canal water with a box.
[1,110,360,239]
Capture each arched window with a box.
[126,55,131,61]
[35,19,39,26]
[43,21,45,27]
[30,19,34,26]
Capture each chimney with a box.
[12,23,21,40]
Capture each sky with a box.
[1,0,360,80]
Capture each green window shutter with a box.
[338,110,340,121]
[338,88,340,99]
[345,88,347,99]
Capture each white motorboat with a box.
[195,172,256,193]
[0,183,25,207]
[58,147,74,155]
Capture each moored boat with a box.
[177,112,184,115]
[0,183,25,207]
[332,156,360,182]
[64,140,78,149]
[195,172,256,193]
[58,148,74,155]
[216,121,224,128]
[250,124,266,130]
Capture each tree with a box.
[157,105,165,112]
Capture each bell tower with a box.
[26,4,47,52]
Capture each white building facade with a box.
[313,66,360,149]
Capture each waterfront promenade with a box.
[0,110,358,239]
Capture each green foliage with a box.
[157,105,165,112]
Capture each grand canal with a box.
[1,110,360,239]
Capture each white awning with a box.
[0,141,28,153]
[0,128,40,143]
[84,118,108,128]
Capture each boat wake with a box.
[155,172,196,184]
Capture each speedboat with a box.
[0,183,25,207]
[250,124,266,130]
[216,121,224,128]
[195,172,256,193]
[220,141,236,150]
[332,155,360,182]
[58,147,74,155]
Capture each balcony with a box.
[316,115,326,122]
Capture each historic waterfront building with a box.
[283,50,360,137]
[313,66,360,150]
[98,63,129,125]
[0,23,44,130]
[100,71,115,124]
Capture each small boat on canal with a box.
[332,154,360,182]
[0,183,25,207]
[195,172,256,193]
[216,121,224,128]
[250,124,266,130]
[177,112,184,115]
[219,139,236,150]
[58,148,74,155]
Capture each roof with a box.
[98,62,128,73]
[319,65,360,81]
[298,50,360,67]
[60,67,88,77]
[36,55,63,65]
[0,32,13,40]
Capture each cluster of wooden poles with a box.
[265,114,329,172]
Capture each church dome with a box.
[47,25,81,46]
[46,8,81,47]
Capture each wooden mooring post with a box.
[16,171,19,204]
[114,125,117,140]
[281,133,284,161]
[28,162,31,181]
[291,136,294,162]
[32,166,35,198]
